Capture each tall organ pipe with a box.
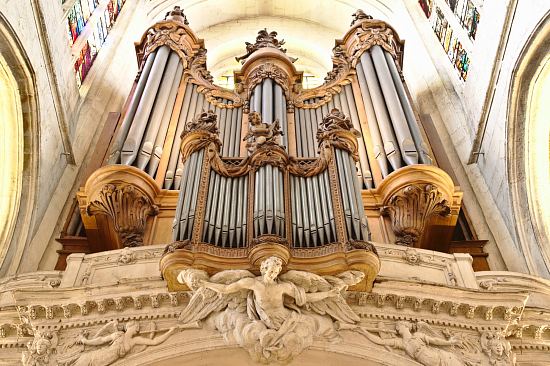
[121,46,171,165]
[164,84,197,189]
[383,51,432,164]
[108,51,157,164]
[342,86,374,188]
[147,62,184,176]
[262,78,274,122]
[370,46,418,165]
[360,52,403,172]
[136,52,182,170]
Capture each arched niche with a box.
[0,14,38,275]
[508,11,550,277]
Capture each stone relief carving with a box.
[381,183,451,246]
[352,320,478,366]
[22,331,58,366]
[481,332,516,366]
[242,112,284,153]
[176,256,364,363]
[86,184,159,247]
[57,320,175,366]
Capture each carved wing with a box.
[178,269,255,324]
[279,270,333,293]
[280,270,364,324]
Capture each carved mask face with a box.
[260,257,283,281]
[35,340,49,355]
[492,341,505,356]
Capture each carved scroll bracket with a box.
[381,183,450,247]
[84,166,161,248]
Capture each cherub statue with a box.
[177,256,364,363]
[357,320,468,366]
[22,331,58,366]
[242,112,283,153]
[65,320,176,366]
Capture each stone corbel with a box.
[83,166,161,249]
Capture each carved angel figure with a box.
[22,331,58,366]
[177,256,364,363]
[62,320,175,366]
[357,320,467,366]
[242,112,283,153]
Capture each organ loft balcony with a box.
[57,7,473,293]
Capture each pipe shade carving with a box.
[86,184,159,247]
[381,183,451,247]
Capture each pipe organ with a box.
[72,8,466,292]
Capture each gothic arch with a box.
[507,10,550,277]
[0,14,39,275]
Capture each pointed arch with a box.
[0,13,39,275]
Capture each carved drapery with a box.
[381,183,451,246]
[86,184,159,247]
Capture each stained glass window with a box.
[419,0,433,18]
[71,0,126,86]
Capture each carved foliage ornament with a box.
[381,184,451,246]
[246,62,291,104]
[87,184,159,247]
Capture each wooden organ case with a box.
[72,8,465,292]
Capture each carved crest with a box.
[235,28,294,64]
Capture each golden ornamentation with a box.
[381,184,451,246]
[235,29,294,64]
[86,184,159,247]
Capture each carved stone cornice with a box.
[381,183,450,246]
[339,13,404,71]
[86,184,159,247]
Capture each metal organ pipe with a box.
[383,51,432,165]
[136,51,181,170]
[370,46,418,165]
[121,46,171,165]
[147,62,184,177]
[359,52,403,172]
[108,51,157,164]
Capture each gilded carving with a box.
[235,29,294,64]
[381,183,451,246]
[87,184,159,247]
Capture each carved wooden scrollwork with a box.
[348,19,404,70]
[180,109,359,179]
[246,62,291,103]
[381,184,451,247]
[86,184,159,247]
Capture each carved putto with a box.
[177,256,364,363]
[235,29,294,63]
[242,112,283,153]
